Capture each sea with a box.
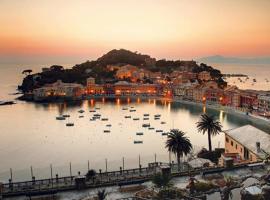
[0,62,269,183]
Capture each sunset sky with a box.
[1,0,270,63]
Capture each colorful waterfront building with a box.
[240,91,258,109]
[86,77,104,95]
[223,125,270,164]
[223,86,241,107]
[33,80,83,101]
[114,81,157,96]
[173,82,199,99]
[258,94,270,116]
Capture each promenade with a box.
[1,160,263,198]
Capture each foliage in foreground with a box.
[152,173,173,190]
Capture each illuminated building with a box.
[86,77,104,95]
[33,80,83,101]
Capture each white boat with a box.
[143,118,149,120]
[66,123,74,127]
[130,109,136,112]
[93,114,101,117]
[133,118,140,121]
[79,115,84,118]
[136,132,144,136]
[89,110,96,113]
[90,118,95,121]
[95,107,101,110]
[125,116,131,119]
[154,117,160,120]
[56,116,65,120]
[106,124,112,127]
[162,133,168,136]
[143,114,150,116]
[104,130,110,133]
[122,107,128,110]
[148,127,155,130]
[161,121,166,124]
[101,118,108,121]
[154,114,161,117]
[156,130,163,133]
[78,110,85,113]
[62,114,70,118]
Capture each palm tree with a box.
[196,114,222,152]
[165,129,192,172]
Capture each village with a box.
[31,64,270,119]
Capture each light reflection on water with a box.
[0,97,269,182]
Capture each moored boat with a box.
[134,140,143,144]
[56,116,65,120]
[142,123,150,127]
[66,123,74,127]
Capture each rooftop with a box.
[224,125,270,159]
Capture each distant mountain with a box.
[197,55,270,64]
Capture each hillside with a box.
[18,49,225,92]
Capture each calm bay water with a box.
[0,63,269,183]
[212,63,270,91]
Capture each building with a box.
[114,81,157,96]
[258,94,270,115]
[198,71,211,81]
[33,80,83,101]
[130,69,151,82]
[223,125,270,163]
[86,77,104,95]
[223,86,241,107]
[173,83,198,98]
[115,65,138,80]
[240,91,258,109]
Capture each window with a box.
[226,137,229,143]
[236,144,238,149]
[231,141,234,146]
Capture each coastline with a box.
[17,93,270,128]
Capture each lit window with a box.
[231,141,233,146]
